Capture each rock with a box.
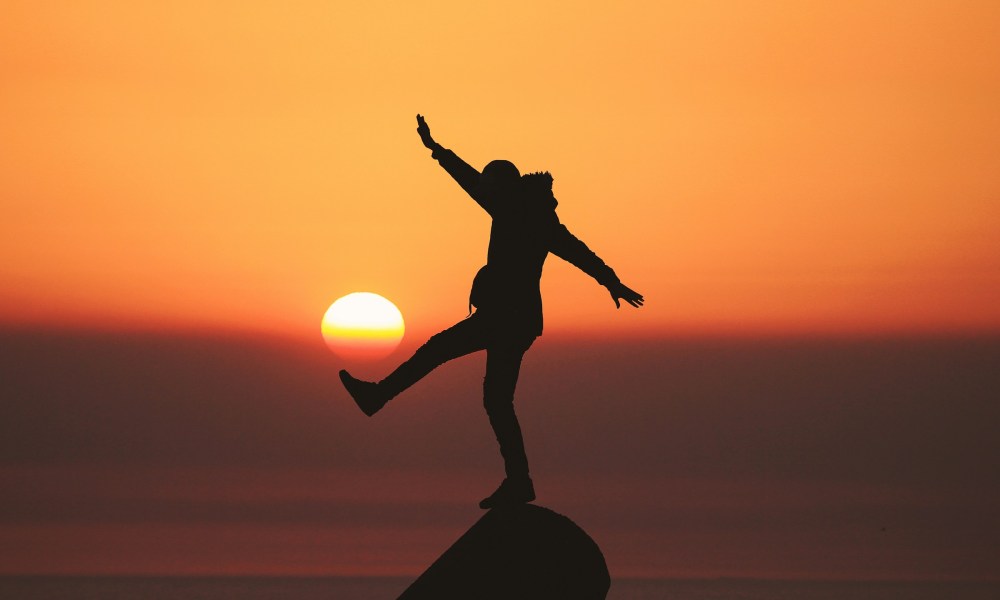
[398,504,610,599]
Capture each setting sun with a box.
[322,292,405,360]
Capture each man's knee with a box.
[483,378,516,414]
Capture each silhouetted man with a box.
[340,115,643,509]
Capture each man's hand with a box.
[607,282,644,309]
[416,114,437,149]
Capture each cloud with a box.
[2,328,998,578]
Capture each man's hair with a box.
[521,171,557,209]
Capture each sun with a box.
[322,292,405,360]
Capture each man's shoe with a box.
[479,477,535,510]
[339,370,387,417]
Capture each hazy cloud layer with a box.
[2,329,998,578]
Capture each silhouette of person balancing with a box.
[340,115,643,509]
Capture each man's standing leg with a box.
[478,334,536,509]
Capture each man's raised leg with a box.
[341,317,486,416]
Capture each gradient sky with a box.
[2,0,999,337]
[2,0,1000,582]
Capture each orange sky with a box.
[2,1,999,340]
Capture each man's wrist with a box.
[599,268,620,289]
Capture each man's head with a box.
[479,159,521,200]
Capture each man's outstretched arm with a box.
[416,114,493,215]
[549,220,644,309]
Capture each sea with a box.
[0,577,996,600]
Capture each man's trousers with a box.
[378,313,536,479]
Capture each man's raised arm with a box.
[416,114,493,214]
[549,219,645,309]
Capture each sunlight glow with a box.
[321,292,405,359]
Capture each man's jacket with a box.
[432,147,619,337]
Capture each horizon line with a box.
[2,318,1000,344]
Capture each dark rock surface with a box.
[398,503,610,599]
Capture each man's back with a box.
[476,175,558,334]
